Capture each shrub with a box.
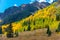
[14,30,19,37]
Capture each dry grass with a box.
[0,28,60,40]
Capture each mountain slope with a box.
[0,1,50,25]
[2,3,60,33]
[18,3,57,31]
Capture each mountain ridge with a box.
[0,1,51,25]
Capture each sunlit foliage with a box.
[1,2,60,34]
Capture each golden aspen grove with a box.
[1,2,60,35]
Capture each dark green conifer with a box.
[56,23,60,32]
[27,19,31,31]
[56,14,60,21]
[46,25,51,37]
[6,23,13,38]
[0,26,2,34]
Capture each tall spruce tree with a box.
[6,23,13,38]
[56,23,60,32]
[46,25,51,37]
[56,14,60,21]
[27,19,31,31]
[33,20,36,30]
[0,26,2,34]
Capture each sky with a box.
[0,0,54,12]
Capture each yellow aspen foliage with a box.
[1,3,58,33]
[2,24,9,35]
[12,23,22,33]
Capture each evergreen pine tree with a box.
[6,23,13,38]
[0,26,2,37]
[43,19,45,23]
[33,19,35,25]
[46,25,51,37]
[56,23,60,32]
[0,26,2,34]
[56,14,60,21]
[33,19,36,30]
[27,19,31,31]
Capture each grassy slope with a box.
[1,29,60,40]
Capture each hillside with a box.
[0,1,50,25]
[1,0,60,40]
[2,2,60,33]
[15,3,58,31]
[1,2,60,40]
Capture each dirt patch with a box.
[0,29,60,40]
